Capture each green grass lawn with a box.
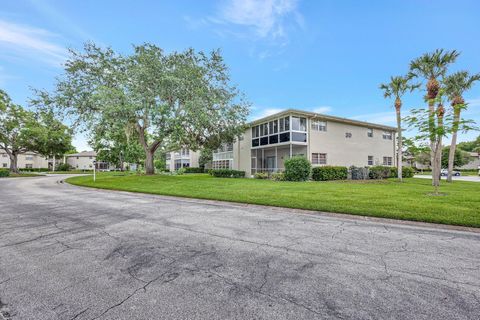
[66,173,480,228]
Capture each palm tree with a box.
[444,71,480,182]
[380,76,419,182]
[409,49,460,187]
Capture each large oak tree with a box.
[34,43,249,174]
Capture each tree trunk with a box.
[396,106,403,182]
[9,153,19,173]
[447,106,461,182]
[428,99,436,185]
[52,155,56,172]
[145,149,155,175]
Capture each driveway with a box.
[414,174,480,182]
[0,175,479,320]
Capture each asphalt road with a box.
[414,175,480,183]
[0,175,479,320]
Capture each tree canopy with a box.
[34,43,250,174]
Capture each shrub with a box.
[270,172,285,181]
[56,163,71,171]
[284,156,311,181]
[19,168,49,172]
[0,169,10,177]
[311,166,348,181]
[349,166,369,180]
[369,166,392,179]
[184,167,204,173]
[210,169,245,178]
[390,167,415,178]
[254,172,268,179]
[177,167,186,175]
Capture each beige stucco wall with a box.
[166,149,200,171]
[0,150,50,169]
[308,119,395,167]
[67,156,95,170]
[233,129,252,173]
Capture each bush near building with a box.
[349,166,370,180]
[210,169,245,178]
[254,172,268,179]
[368,166,392,179]
[0,169,10,177]
[184,167,205,173]
[311,166,348,181]
[390,166,415,178]
[284,156,311,181]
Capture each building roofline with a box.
[249,109,397,131]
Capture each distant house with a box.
[0,149,57,170]
[457,152,480,170]
[165,148,200,171]
[65,151,111,170]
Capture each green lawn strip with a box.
[66,173,480,228]
[7,173,45,177]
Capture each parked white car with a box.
[440,169,461,176]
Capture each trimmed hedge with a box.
[19,168,49,172]
[284,156,311,181]
[184,167,204,173]
[390,167,415,178]
[0,169,10,177]
[368,166,392,179]
[271,172,285,181]
[209,169,245,178]
[312,166,348,181]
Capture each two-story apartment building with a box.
[165,148,200,171]
[0,149,51,169]
[213,109,397,175]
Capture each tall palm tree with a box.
[380,76,419,182]
[444,71,480,182]
[409,49,460,186]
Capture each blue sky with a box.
[1,0,480,150]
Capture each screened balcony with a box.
[250,145,307,175]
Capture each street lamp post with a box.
[93,160,96,182]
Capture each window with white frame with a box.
[368,155,374,166]
[2,163,7,168]
[311,120,327,131]
[312,153,327,165]
[383,156,392,166]
[345,132,352,138]
[382,131,392,140]
[2,154,7,158]
[367,128,373,137]
[291,116,307,131]
[25,156,33,160]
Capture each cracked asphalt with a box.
[0,175,479,320]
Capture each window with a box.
[368,156,374,166]
[2,154,7,158]
[25,164,33,168]
[311,120,327,131]
[279,132,290,143]
[312,153,327,165]
[2,163,7,168]
[292,132,307,142]
[291,116,306,131]
[226,143,233,151]
[367,128,373,138]
[383,131,392,140]
[89,156,93,159]
[252,126,259,138]
[25,156,33,160]
[166,153,171,160]
[76,157,79,160]
[345,132,352,138]
[383,156,393,166]
[259,123,268,136]
[269,120,278,134]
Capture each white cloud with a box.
[312,106,332,114]
[257,107,286,118]
[0,19,67,66]
[218,0,302,41]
